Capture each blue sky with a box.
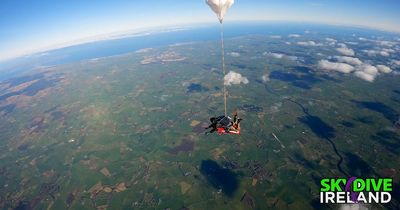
[1,0,399,61]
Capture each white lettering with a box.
[320,192,323,203]
[326,192,335,203]
[381,192,391,203]
[357,192,367,203]
[320,191,392,204]
[369,192,379,203]
[336,192,346,203]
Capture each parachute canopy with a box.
[206,0,234,23]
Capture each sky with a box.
[1,0,399,62]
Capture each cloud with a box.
[354,71,376,82]
[325,38,338,46]
[264,52,283,59]
[228,52,240,57]
[380,51,390,57]
[325,38,337,42]
[318,59,354,73]
[270,35,281,39]
[357,64,379,75]
[297,41,322,46]
[353,64,379,82]
[264,52,298,61]
[356,38,395,47]
[362,49,390,57]
[336,44,355,56]
[261,74,270,82]
[379,50,390,57]
[224,71,249,86]
[376,40,395,47]
[334,56,363,65]
[391,60,400,66]
[346,42,358,45]
[339,204,370,210]
[317,56,393,82]
[376,65,392,73]
[382,48,395,53]
[288,34,301,38]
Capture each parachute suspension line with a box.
[220,22,227,116]
[207,0,233,117]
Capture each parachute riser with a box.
[206,0,234,116]
[221,22,227,116]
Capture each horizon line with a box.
[1,19,399,64]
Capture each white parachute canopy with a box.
[206,0,234,23]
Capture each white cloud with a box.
[382,48,395,53]
[318,59,354,73]
[229,52,240,57]
[297,41,322,47]
[362,49,390,57]
[270,35,281,39]
[354,64,379,82]
[354,71,376,82]
[264,52,298,61]
[357,64,379,75]
[376,40,395,47]
[334,56,363,65]
[317,56,392,82]
[376,65,392,73]
[380,51,390,57]
[224,71,249,86]
[326,38,338,46]
[288,34,301,38]
[391,60,400,66]
[286,56,299,61]
[346,42,358,45]
[325,38,336,42]
[264,52,283,59]
[269,53,284,59]
[339,203,370,210]
[262,74,270,82]
[336,45,355,56]
[358,37,367,41]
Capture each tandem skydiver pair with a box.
[205,112,242,135]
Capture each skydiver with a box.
[205,113,242,134]
[205,115,230,134]
[204,116,220,134]
[230,112,242,132]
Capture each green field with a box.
[0,35,399,210]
